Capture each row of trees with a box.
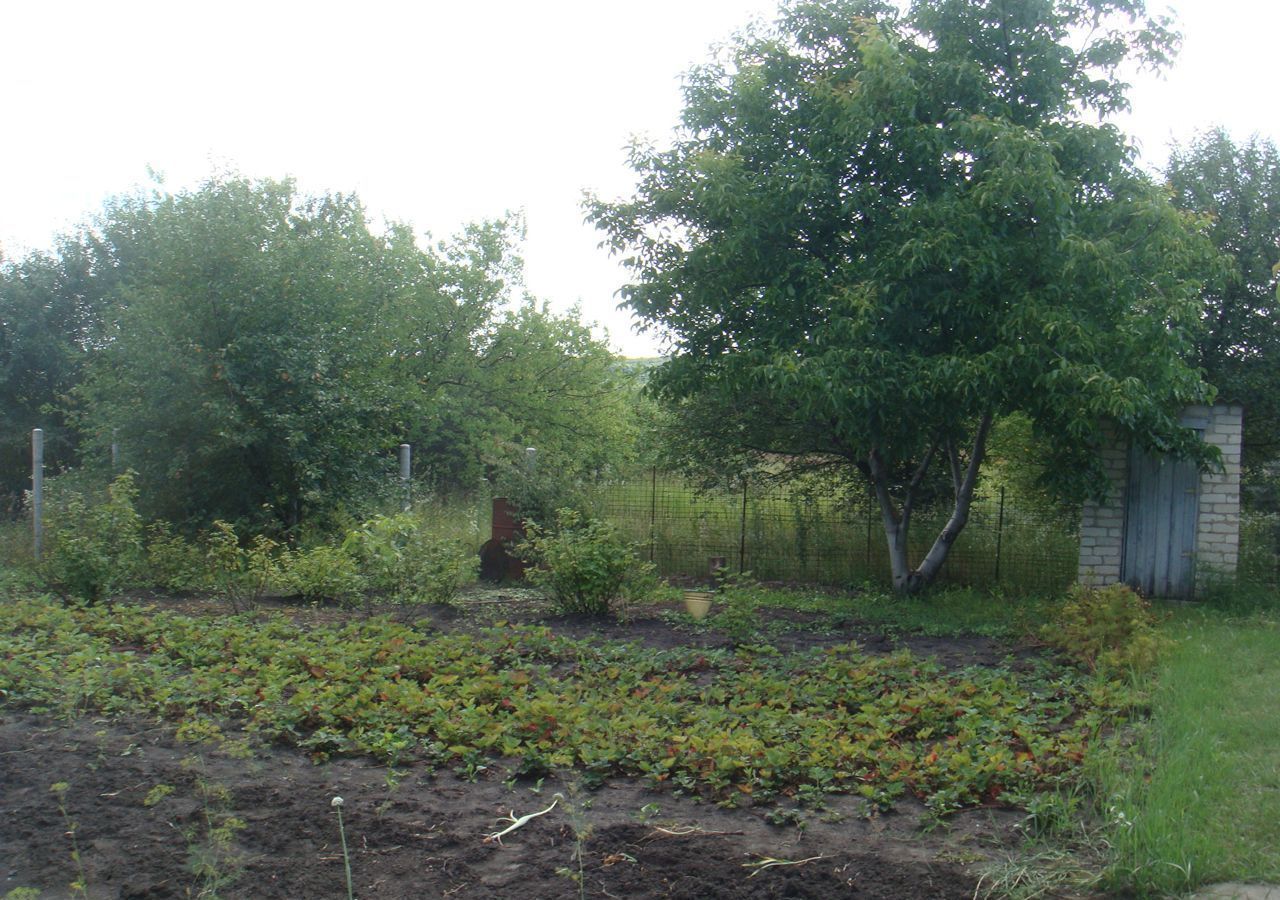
[591,0,1280,590]
[1,177,639,530]
[4,0,1277,591]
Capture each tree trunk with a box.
[867,447,926,593]
[868,412,994,594]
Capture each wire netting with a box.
[1240,512,1280,585]
[586,470,1080,593]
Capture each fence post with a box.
[649,466,657,563]
[994,486,1006,583]
[865,504,873,572]
[32,428,44,562]
[399,443,411,511]
[738,477,749,574]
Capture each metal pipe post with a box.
[32,428,44,562]
[399,443,411,511]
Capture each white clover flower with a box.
[331,796,344,808]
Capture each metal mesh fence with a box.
[1240,512,1280,585]
[586,470,1080,594]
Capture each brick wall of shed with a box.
[1078,427,1129,586]
[1193,403,1243,578]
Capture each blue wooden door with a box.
[1122,446,1199,598]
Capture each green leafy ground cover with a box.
[0,595,1132,816]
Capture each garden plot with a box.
[0,589,1129,899]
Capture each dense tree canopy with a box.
[0,244,103,512]
[2,176,635,530]
[1166,129,1280,480]
[590,0,1215,591]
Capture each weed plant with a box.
[180,754,247,897]
[49,782,88,897]
[519,509,657,615]
[39,472,145,604]
[697,581,1051,641]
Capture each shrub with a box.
[342,513,475,610]
[1041,582,1168,673]
[284,545,364,607]
[145,522,208,593]
[401,537,474,608]
[519,508,656,615]
[204,521,283,612]
[40,472,145,604]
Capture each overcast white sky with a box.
[2,0,1277,356]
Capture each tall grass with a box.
[405,492,490,554]
[1096,608,1280,895]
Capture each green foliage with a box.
[0,596,1136,815]
[0,242,104,513]
[283,545,363,606]
[204,521,283,612]
[709,575,768,645]
[520,509,656,615]
[40,472,144,604]
[144,522,207,593]
[493,461,590,530]
[143,783,175,807]
[1041,583,1167,673]
[0,175,643,533]
[418,299,643,494]
[589,0,1214,591]
[341,513,474,609]
[1166,129,1280,485]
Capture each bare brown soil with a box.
[0,590,1034,899]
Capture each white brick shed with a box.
[1078,403,1243,598]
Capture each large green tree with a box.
[590,0,1214,591]
[74,178,447,527]
[3,176,635,531]
[0,239,113,512]
[1165,129,1280,480]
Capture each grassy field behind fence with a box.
[585,473,1080,594]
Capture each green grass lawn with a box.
[1097,605,1280,896]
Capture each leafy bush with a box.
[204,521,283,612]
[403,537,474,607]
[145,522,208,592]
[342,513,475,610]
[284,545,364,606]
[40,473,144,604]
[1041,583,1168,673]
[519,508,656,615]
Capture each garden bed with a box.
[0,587,1116,898]
[1,713,1003,899]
